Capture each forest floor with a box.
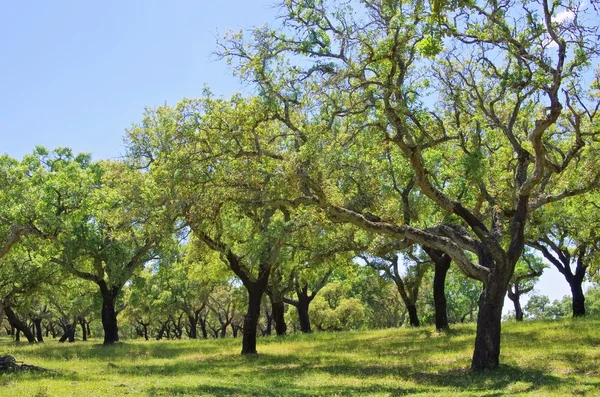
[0,318,599,396]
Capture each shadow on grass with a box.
[2,339,229,361]
[142,364,570,396]
[146,383,421,397]
[115,350,575,396]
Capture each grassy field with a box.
[1,318,599,396]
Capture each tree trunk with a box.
[199,318,208,339]
[269,296,287,336]
[187,314,198,339]
[471,281,506,370]
[241,286,263,354]
[4,306,36,343]
[98,281,120,344]
[59,323,75,343]
[33,319,44,343]
[432,253,451,331]
[263,307,272,336]
[570,279,586,317]
[297,296,312,333]
[79,318,88,341]
[406,304,420,327]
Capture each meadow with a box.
[1,318,599,396]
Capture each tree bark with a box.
[79,318,88,341]
[4,306,36,343]
[570,279,586,317]
[33,319,44,343]
[269,295,287,336]
[98,281,120,344]
[187,313,198,339]
[406,304,420,327]
[199,317,208,339]
[471,279,507,370]
[242,286,263,354]
[59,323,75,343]
[426,248,451,331]
[507,286,524,321]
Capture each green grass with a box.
[1,318,600,396]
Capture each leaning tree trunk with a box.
[471,274,508,370]
[4,306,36,343]
[98,281,120,344]
[241,285,264,354]
[570,277,586,317]
[406,304,420,327]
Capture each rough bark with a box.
[471,272,509,370]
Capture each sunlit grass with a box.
[1,317,599,396]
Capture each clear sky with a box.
[0,0,278,160]
[0,0,577,306]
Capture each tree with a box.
[51,161,178,344]
[506,251,545,321]
[362,251,428,327]
[528,195,600,317]
[219,0,600,369]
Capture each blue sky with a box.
[0,0,277,160]
[0,0,576,305]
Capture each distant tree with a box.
[507,251,546,321]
